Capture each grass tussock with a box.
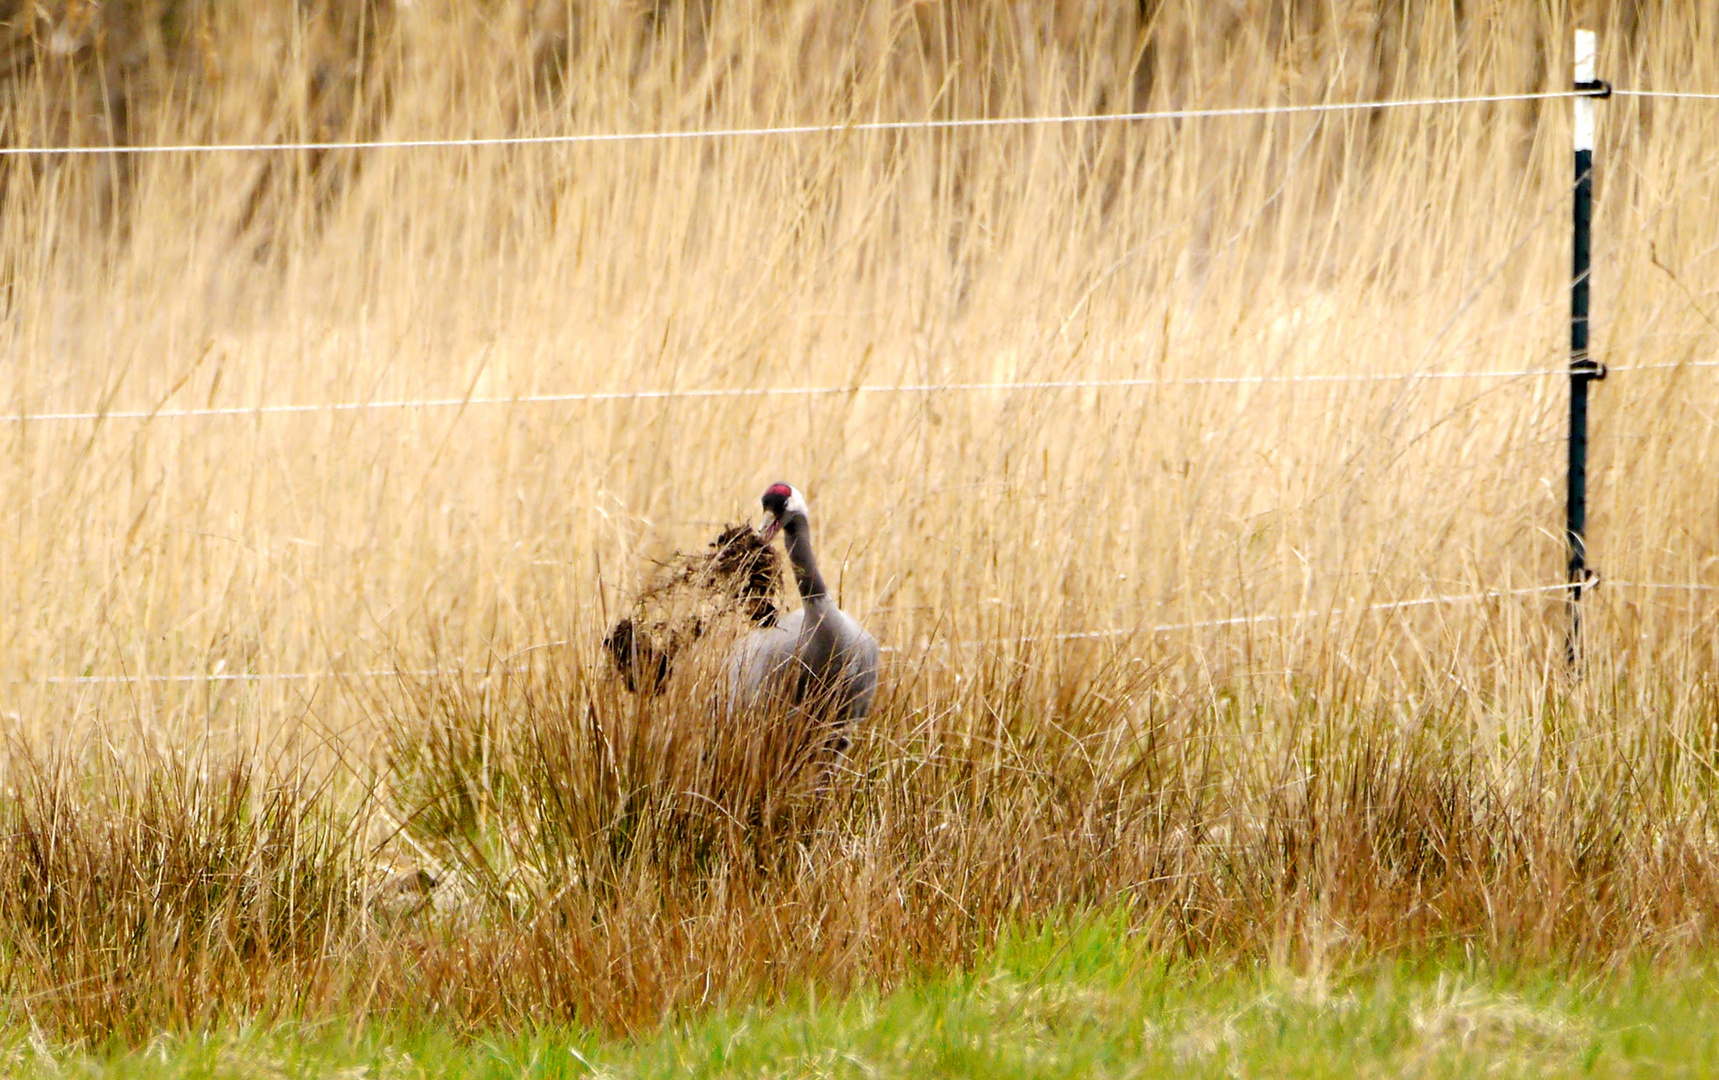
[362,638,1719,1034]
[0,742,367,1039]
[10,635,1719,1040]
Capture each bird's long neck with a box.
[782,519,829,606]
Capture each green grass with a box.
[17,918,1719,1079]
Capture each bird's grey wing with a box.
[828,610,879,724]
[844,627,880,723]
[728,609,803,712]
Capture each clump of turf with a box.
[603,524,782,693]
[706,523,781,627]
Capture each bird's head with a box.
[759,481,807,543]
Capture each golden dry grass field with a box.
[0,0,1717,1042]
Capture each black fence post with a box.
[1568,28,1608,669]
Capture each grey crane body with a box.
[730,484,878,742]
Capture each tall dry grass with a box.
[0,0,1717,1040]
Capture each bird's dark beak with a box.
[760,517,781,543]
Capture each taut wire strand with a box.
[1613,90,1719,100]
[25,584,1578,682]
[1046,584,1571,642]
[0,90,1599,156]
[0,368,1598,425]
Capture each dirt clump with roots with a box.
[603,524,782,694]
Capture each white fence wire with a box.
[1607,581,1719,593]
[1048,584,1575,642]
[32,580,1710,685]
[2,361,1712,426]
[0,370,1576,424]
[33,580,1705,685]
[1615,90,1719,100]
[0,90,1603,157]
[28,583,1578,684]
